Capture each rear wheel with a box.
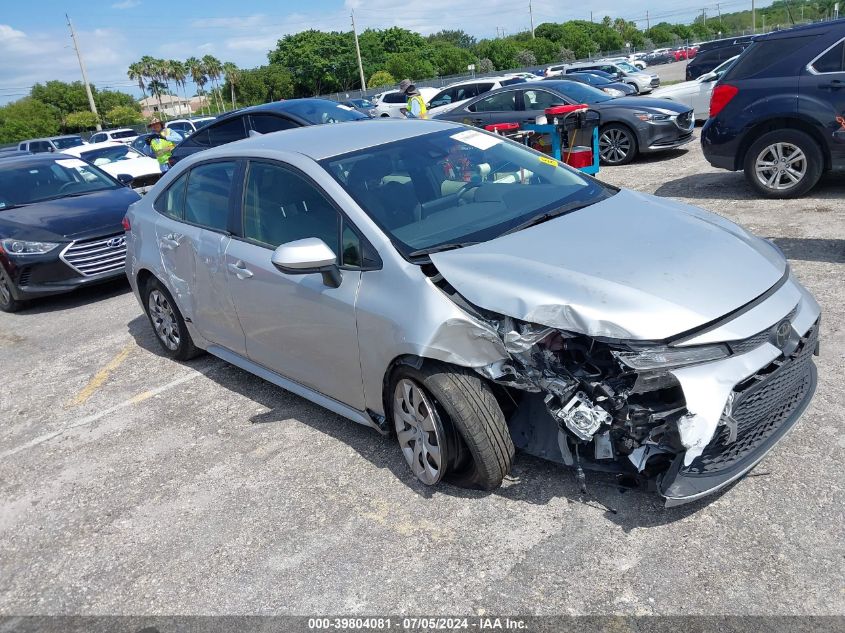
[599,124,638,166]
[0,269,24,313]
[390,362,514,491]
[143,278,201,360]
[743,129,823,199]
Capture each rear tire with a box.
[142,278,202,360]
[743,129,823,199]
[390,362,514,491]
[0,269,25,313]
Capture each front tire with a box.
[743,129,823,199]
[0,268,25,313]
[599,124,638,166]
[143,278,201,360]
[390,362,514,491]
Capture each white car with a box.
[651,56,739,120]
[165,117,216,137]
[62,141,162,193]
[426,76,528,117]
[564,61,658,93]
[372,87,439,118]
[88,128,138,145]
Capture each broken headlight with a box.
[613,344,729,370]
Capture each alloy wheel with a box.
[599,128,632,164]
[754,142,807,192]
[0,274,11,307]
[393,378,445,485]
[148,289,180,351]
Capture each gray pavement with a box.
[0,131,843,616]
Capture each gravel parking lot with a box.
[1,90,843,615]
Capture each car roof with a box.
[0,153,71,167]
[63,141,131,153]
[102,128,135,133]
[194,119,462,162]
[21,135,83,143]
[754,16,845,39]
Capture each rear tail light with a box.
[122,216,131,231]
[710,84,739,118]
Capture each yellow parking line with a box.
[68,342,134,407]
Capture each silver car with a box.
[125,119,820,506]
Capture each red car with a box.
[672,48,688,61]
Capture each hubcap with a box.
[599,129,631,164]
[0,275,11,306]
[147,289,180,351]
[393,378,445,485]
[754,142,807,191]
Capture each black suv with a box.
[701,20,845,198]
[686,36,753,80]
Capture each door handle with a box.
[228,260,254,279]
[159,233,182,250]
[821,79,844,90]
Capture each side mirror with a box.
[270,237,342,288]
[116,173,134,186]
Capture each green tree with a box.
[384,52,437,82]
[269,30,358,95]
[474,39,520,70]
[427,30,477,49]
[477,58,495,73]
[202,55,225,113]
[368,70,396,88]
[429,43,476,76]
[0,98,61,144]
[104,105,141,126]
[223,62,240,110]
[96,90,138,114]
[224,65,294,107]
[64,111,100,132]
[515,49,537,66]
[186,57,208,115]
[30,81,89,117]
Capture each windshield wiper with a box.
[501,201,591,237]
[408,241,480,257]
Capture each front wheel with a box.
[599,124,638,166]
[0,268,25,313]
[743,129,824,199]
[390,362,514,491]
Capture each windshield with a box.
[80,145,141,165]
[281,100,368,125]
[547,82,612,104]
[322,128,614,257]
[110,130,136,139]
[571,73,607,86]
[52,137,85,149]
[0,158,118,207]
[616,62,639,73]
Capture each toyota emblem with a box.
[774,320,791,349]
[107,236,126,248]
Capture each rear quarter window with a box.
[724,35,819,79]
[811,40,845,73]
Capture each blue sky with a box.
[0,0,757,104]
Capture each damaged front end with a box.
[476,314,820,506]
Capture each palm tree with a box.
[139,55,163,115]
[168,60,190,117]
[186,57,208,115]
[127,62,147,102]
[202,54,225,113]
[223,62,240,110]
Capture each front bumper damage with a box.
[450,276,821,506]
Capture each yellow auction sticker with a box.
[538,156,558,167]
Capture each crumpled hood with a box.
[430,189,786,341]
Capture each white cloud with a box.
[112,0,141,9]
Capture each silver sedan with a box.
[125,119,820,506]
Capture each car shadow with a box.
[629,146,692,165]
[12,278,131,315]
[125,315,726,530]
[768,237,845,264]
[653,170,845,200]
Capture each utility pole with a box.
[717,2,722,25]
[529,0,535,38]
[590,11,593,23]
[702,8,707,26]
[66,14,101,131]
[351,10,366,93]
[752,0,756,33]
[646,10,650,30]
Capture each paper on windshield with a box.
[451,130,502,151]
[56,158,88,169]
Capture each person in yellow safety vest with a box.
[398,79,428,120]
[145,118,183,173]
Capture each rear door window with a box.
[469,90,519,113]
[249,114,299,134]
[726,35,818,78]
[183,161,237,231]
[383,92,407,104]
[206,117,247,147]
[812,40,845,73]
[154,172,188,220]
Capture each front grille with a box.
[686,320,819,475]
[675,111,694,131]
[61,232,127,277]
[651,77,660,87]
[131,173,161,189]
[729,305,799,355]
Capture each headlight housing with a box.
[613,344,730,370]
[602,87,624,97]
[634,111,672,122]
[1,239,60,255]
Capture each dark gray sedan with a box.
[432,80,695,165]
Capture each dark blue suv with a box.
[702,20,845,198]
